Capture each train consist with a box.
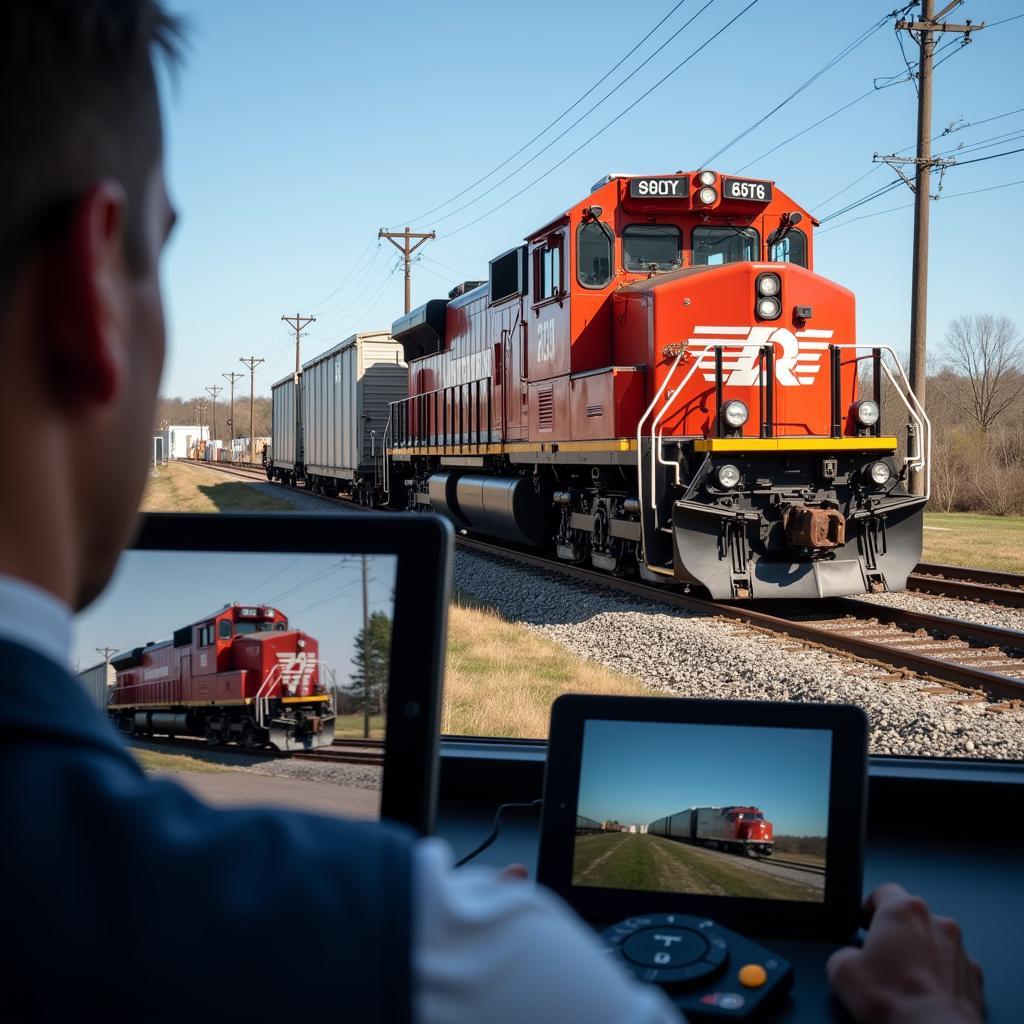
[648,805,774,857]
[268,169,930,600]
[107,603,336,751]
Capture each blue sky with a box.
[156,1,1023,398]
[576,719,832,835]
[73,551,395,686]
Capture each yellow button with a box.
[738,964,768,988]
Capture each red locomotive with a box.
[648,804,774,857]
[383,169,929,600]
[107,603,336,751]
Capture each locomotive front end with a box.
[624,258,927,600]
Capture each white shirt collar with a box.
[0,573,73,669]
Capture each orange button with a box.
[738,964,768,988]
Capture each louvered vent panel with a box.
[586,404,604,418]
[538,387,554,431]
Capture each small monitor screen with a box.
[572,719,831,903]
[73,550,397,820]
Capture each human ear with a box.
[45,180,129,410]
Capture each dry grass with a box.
[922,512,1024,573]
[442,600,653,739]
[132,747,234,774]
[141,462,295,514]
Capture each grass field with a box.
[333,713,386,739]
[922,512,1024,573]
[573,832,821,901]
[132,747,234,774]
[140,461,295,514]
[442,600,652,738]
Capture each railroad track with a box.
[908,562,1024,608]
[178,457,1024,707]
[765,858,827,876]
[174,458,269,480]
[456,537,1024,709]
[132,734,385,767]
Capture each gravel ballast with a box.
[453,549,1024,761]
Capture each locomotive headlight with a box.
[722,400,749,428]
[756,273,781,297]
[756,296,782,319]
[297,638,306,649]
[853,399,880,427]
[697,186,718,205]
[697,170,716,186]
[717,464,742,489]
[867,461,892,486]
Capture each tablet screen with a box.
[74,549,398,820]
[572,719,831,903]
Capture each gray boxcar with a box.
[301,332,406,504]
[77,661,115,711]
[269,373,302,482]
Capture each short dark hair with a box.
[0,1,184,291]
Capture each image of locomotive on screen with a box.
[267,169,930,600]
[648,804,774,857]
[107,603,336,751]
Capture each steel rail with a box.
[909,562,1024,607]
[455,537,1024,702]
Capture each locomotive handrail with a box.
[255,663,282,730]
[382,407,394,497]
[388,376,493,451]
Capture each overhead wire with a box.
[424,0,720,229]
[395,0,695,226]
[304,238,375,310]
[702,6,906,168]
[444,0,760,239]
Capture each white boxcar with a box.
[164,424,209,460]
[301,332,406,501]
[77,661,115,710]
[269,373,302,480]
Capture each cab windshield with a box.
[622,224,682,272]
[692,225,760,266]
[234,620,285,635]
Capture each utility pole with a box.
[205,385,223,446]
[96,646,117,706]
[222,371,244,458]
[361,553,370,740]
[240,356,265,464]
[378,227,436,313]
[281,314,315,471]
[878,0,984,494]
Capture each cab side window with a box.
[196,623,214,647]
[769,228,808,268]
[577,221,613,288]
[534,237,563,302]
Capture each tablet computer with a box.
[536,695,868,938]
[74,512,452,834]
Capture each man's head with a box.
[0,1,182,610]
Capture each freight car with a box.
[106,603,336,751]
[266,331,406,504]
[648,805,774,857]
[76,660,115,711]
[381,170,929,600]
[575,814,604,835]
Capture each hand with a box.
[827,883,984,1024]
[498,863,529,881]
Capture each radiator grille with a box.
[586,403,604,418]
[538,387,554,431]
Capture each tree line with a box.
[155,395,273,444]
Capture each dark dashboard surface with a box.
[436,800,1015,1023]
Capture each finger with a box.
[862,882,910,924]
[826,948,867,1018]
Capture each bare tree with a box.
[940,314,1024,433]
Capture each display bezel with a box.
[537,695,867,938]
[130,511,452,835]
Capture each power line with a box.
[305,238,375,310]
[396,0,695,226]
[987,12,1024,28]
[703,7,900,168]
[954,144,1024,166]
[425,0,720,229]
[818,178,905,223]
[445,0,760,238]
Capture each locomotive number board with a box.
[722,177,773,202]
[628,176,689,199]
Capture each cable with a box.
[702,8,899,168]
[988,13,1024,28]
[955,145,1024,167]
[818,178,904,223]
[817,177,1024,234]
[453,800,544,868]
[425,0,720,229]
[396,0,694,226]
[305,238,375,310]
[445,0,759,238]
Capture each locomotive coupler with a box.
[783,505,846,550]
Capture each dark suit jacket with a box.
[0,639,414,1022]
